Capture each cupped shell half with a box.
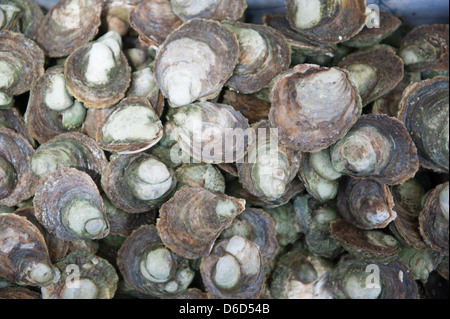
[172,101,250,163]
[0,128,37,207]
[2,0,45,41]
[338,46,404,106]
[34,167,110,242]
[0,106,35,148]
[64,31,131,109]
[156,187,246,259]
[96,97,163,154]
[154,18,239,107]
[0,213,57,287]
[285,0,366,44]
[269,64,362,152]
[36,0,103,57]
[117,224,194,298]
[397,76,449,173]
[330,114,419,186]
[129,0,182,48]
[200,235,264,299]
[223,21,291,94]
[170,0,247,22]
[101,152,177,213]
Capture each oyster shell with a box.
[154,18,239,107]
[0,213,57,287]
[101,152,177,213]
[399,24,449,73]
[170,0,247,22]
[330,114,419,185]
[156,187,246,259]
[336,176,397,230]
[0,106,35,147]
[338,45,404,106]
[398,246,443,283]
[397,76,449,173]
[222,21,291,94]
[64,31,131,108]
[269,64,362,152]
[264,202,302,247]
[175,163,226,193]
[41,251,118,299]
[1,0,44,40]
[285,0,367,44]
[129,0,182,48]
[36,0,103,57]
[95,97,163,154]
[117,224,194,298]
[222,89,271,124]
[103,0,143,36]
[200,235,264,299]
[0,128,37,207]
[0,287,41,299]
[34,167,110,242]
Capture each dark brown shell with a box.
[117,224,194,298]
[285,0,366,44]
[101,152,177,213]
[156,187,246,259]
[129,0,182,47]
[154,18,239,107]
[223,22,291,94]
[262,14,337,58]
[34,167,110,242]
[269,64,362,152]
[173,102,250,163]
[0,30,45,97]
[0,287,41,299]
[338,46,404,106]
[95,97,163,154]
[0,213,56,287]
[222,89,271,124]
[64,40,131,109]
[0,106,35,147]
[397,76,449,173]
[419,182,449,255]
[0,128,37,207]
[82,107,115,140]
[36,0,103,57]
[390,213,429,251]
[200,236,265,299]
[400,24,449,73]
[330,220,400,264]
[219,207,279,266]
[170,0,247,22]
[343,11,402,48]
[337,176,397,230]
[330,114,419,186]
[25,66,82,145]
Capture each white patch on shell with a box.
[85,43,117,85]
[225,236,260,276]
[0,60,16,89]
[44,73,74,111]
[0,227,34,254]
[294,0,322,29]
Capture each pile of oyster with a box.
[0,0,448,299]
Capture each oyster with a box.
[25,66,87,144]
[117,224,194,298]
[95,97,163,154]
[0,3,21,33]
[200,235,264,299]
[399,24,449,73]
[419,182,449,255]
[398,246,443,283]
[269,64,362,152]
[129,0,182,48]
[0,128,37,207]
[101,153,177,213]
[2,0,44,40]
[338,46,404,106]
[170,0,247,22]
[156,187,246,259]
[42,251,118,299]
[34,167,110,242]
[64,31,131,108]
[222,89,271,124]
[285,0,366,44]
[330,114,419,185]
[172,101,250,163]
[222,21,291,94]
[36,0,103,57]
[327,256,419,299]
[264,201,302,247]
[0,106,35,147]
[103,0,143,36]
[0,213,57,287]
[397,76,449,173]
[175,163,226,193]
[154,18,239,107]
[336,176,397,230]
[0,30,45,108]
